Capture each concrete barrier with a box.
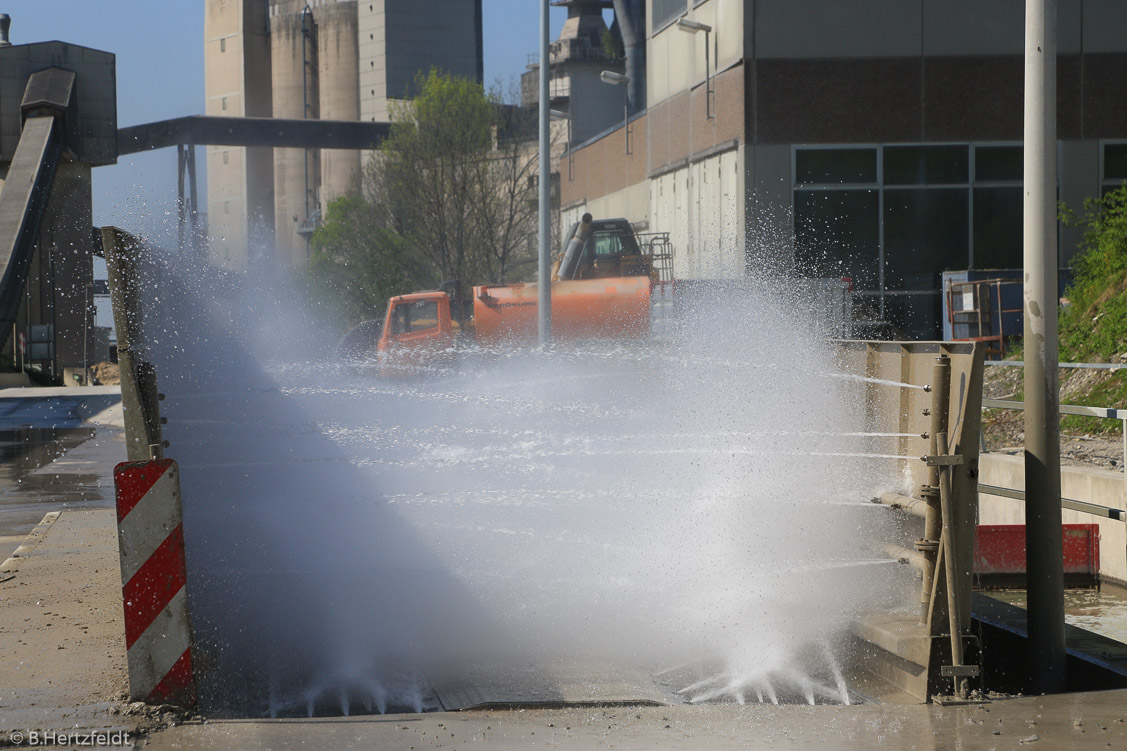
[114,458,195,706]
[979,452,1127,587]
[974,523,1101,588]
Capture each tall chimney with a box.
[612,0,645,114]
[0,15,12,47]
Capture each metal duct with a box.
[0,15,11,47]
[612,0,645,115]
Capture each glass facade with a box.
[793,143,1025,339]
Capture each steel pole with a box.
[919,356,950,622]
[1023,0,1066,694]
[82,284,88,386]
[537,0,551,345]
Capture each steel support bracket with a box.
[914,538,940,553]
[940,664,981,678]
[922,455,965,466]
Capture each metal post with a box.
[186,144,199,259]
[102,227,163,461]
[537,0,551,345]
[623,95,629,155]
[937,428,968,698]
[705,29,712,120]
[176,144,187,255]
[1024,0,1066,694]
[82,283,89,386]
[918,356,950,622]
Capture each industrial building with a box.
[204,0,483,271]
[560,0,1127,338]
[0,28,115,382]
[522,1,629,146]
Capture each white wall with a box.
[652,145,744,279]
[648,0,744,107]
[560,180,650,241]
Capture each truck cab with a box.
[557,217,655,282]
[376,291,457,373]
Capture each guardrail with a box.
[982,379,1127,516]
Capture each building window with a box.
[222,152,229,165]
[793,143,1027,338]
[652,0,686,33]
[221,96,228,111]
[1102,141,1127,197]
[220,38,226,52]
[224,201,230,214]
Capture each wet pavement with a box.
[990,587,1127,644]
[143,691,1127,750]
[0,387,122,561]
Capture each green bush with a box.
[1060,183,1127,361]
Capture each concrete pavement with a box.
[0,508,133,739]
[142,692,1127,750]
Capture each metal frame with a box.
[944,277,1023,358]
[838,340,985,701]
[1100,139,1127,193]
[984,395,1127,496]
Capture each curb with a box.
[0,511,62,582]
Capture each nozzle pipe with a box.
[883,543,929,572]
[877,492,929,520]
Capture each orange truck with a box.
[374,215,670,364]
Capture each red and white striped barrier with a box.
[114,458,196,706]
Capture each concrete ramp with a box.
[0,69,71,347]
[0,386,121,429]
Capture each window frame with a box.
[792,142,1033,324]
[1100,140,1127,194]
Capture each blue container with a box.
[940,269,1073,343]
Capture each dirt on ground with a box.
[982,362,1127,471]
[91,361,120,386]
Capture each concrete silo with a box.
[270,1,319,266]
[316,1,361,219]
[206,0,483,269]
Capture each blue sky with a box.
[2,0,583,241]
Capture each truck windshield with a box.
[590,227,641,257]
[390,299,439,336]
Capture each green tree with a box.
[371,70,540,286]
[308,70,542,324]
[307,195,418,326]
